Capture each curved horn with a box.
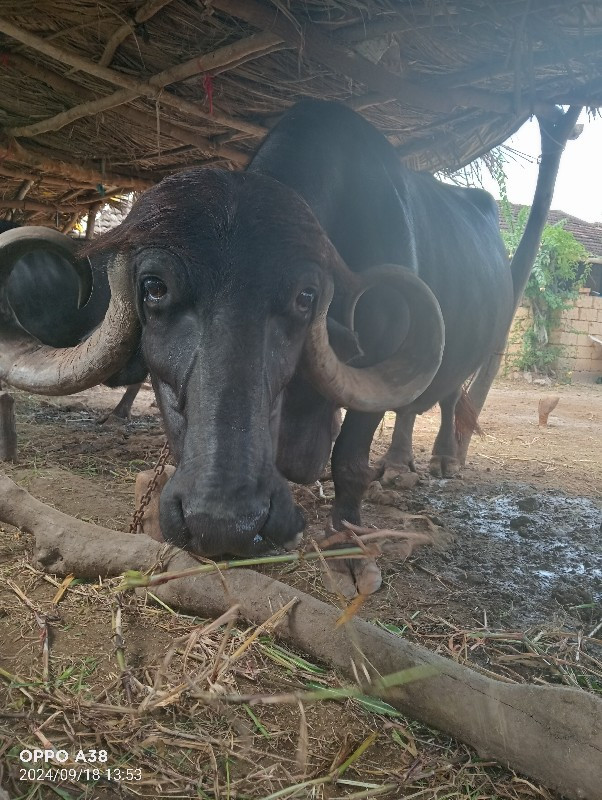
[0,227,139,395]
[0,226,93,308]
[303,264,444,412]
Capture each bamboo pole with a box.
[457,106,583,464]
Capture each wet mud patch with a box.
[414,481,601,629]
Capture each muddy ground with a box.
[0,379,600,798]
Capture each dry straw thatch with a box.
[0,0,601,228]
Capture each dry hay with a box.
[2,553,598,800]
[0,1,601,227]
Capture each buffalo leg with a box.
[332,410,384,527]
[429,389,461,478]
[326,410,384,597]
[97,383,143,424]
[379,410,417,472]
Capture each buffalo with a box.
[0,220,146,420]
[0,100,513,593]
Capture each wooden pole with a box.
[0,393,17,462]
[85,202,102,239]
[457,106,583,464]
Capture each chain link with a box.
[129,440,171,534]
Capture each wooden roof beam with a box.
[0,197,110,214]
[209,0,557,119]
[1,53,250,167]
[98,0,176,68]
[0,138,154,191]
[0,17,276,140]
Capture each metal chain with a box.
[129,440,171,534]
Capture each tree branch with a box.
[2,53,250,167]
[210,0,556,119]
[0,138,154,191]
[0,18,273,140]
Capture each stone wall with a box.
[503,293,602,382]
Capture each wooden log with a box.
[0,393,17,462]
[0,472,599,800]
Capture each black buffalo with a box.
[0,101,513,592]
[0,220,146,419]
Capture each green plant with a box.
[501,205,590,374]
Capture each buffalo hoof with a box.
[322,555,382,599]
[381,466,420,490]
[429,455,461,478]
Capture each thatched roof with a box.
[1,0,601,229]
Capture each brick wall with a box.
[502,294,602,382]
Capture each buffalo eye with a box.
[295,287,317,314]
[142,276,167,302]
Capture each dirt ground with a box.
[0,379,600,799]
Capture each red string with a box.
[202,74,214,115]
[0,53,11,68]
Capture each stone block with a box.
[559,332,578,346]
[576,296,594,308]
[598,308,602,322]
[577,333,594,348]
[588,321,602,335]
[576,345,594,359]
[571,319,590,333]
[574,358,595,371]
[579,307,598,322]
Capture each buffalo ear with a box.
[326,317,363,364]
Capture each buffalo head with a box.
[0,169,444,555]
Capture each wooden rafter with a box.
[0,18,277,141]
[0,138,154,191]
[98,0,176,68]
[3,53,250,167]
[209,0,557,120]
